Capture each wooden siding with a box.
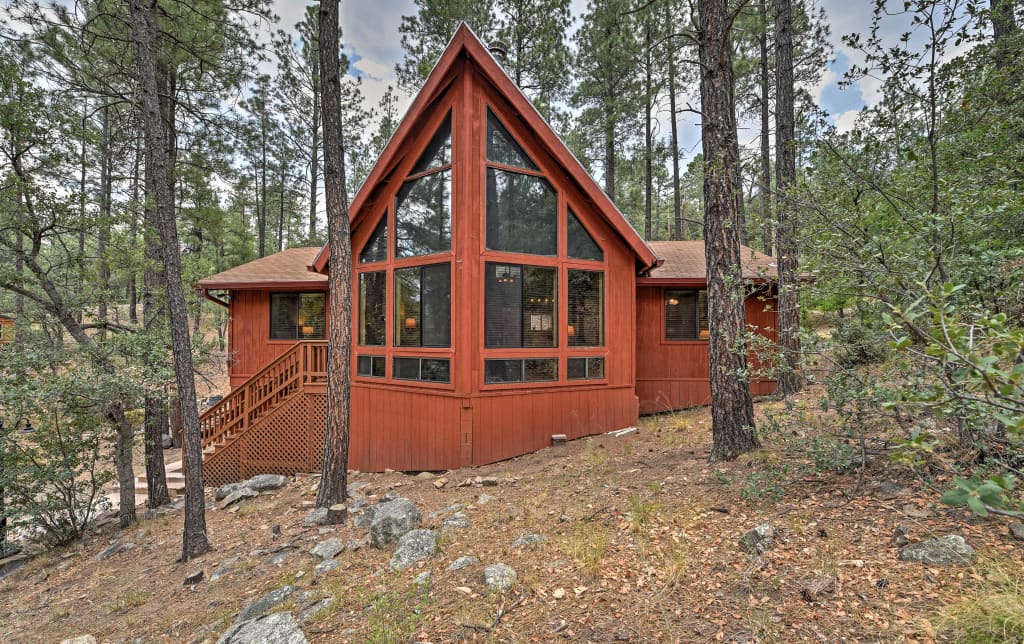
[0,317,12,344]
[636,285,777,414]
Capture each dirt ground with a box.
[1,387,1020,643]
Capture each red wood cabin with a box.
[0,314,13,344]
[196,26,779,485]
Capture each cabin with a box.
[196,25,779,485]
[0,315,13,344]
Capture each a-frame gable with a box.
[311,23,657,275]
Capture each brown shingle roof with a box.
[646,241,777,281]
[196,247,326,289]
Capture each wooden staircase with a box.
[199,341,328,486]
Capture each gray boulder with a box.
[246,474,288,492]
[314,559,341,576]
[299,598,336,623]
[219,487,259,509]
[235,585,298,624]
[898,535,975,566]
[390,529,439,571]
[210,557,241,582]
[370,498,422,548]
[447,556,480,572]
[483,563,516,591]
[441,512,471,530]
[310,539,345,560]
[739,524,776,555]
[511,534,546,548]
[1009,522,1024,541]
[215,481,249,501]
[216,612,307,644]
[303,508,328,526]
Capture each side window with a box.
[270,293,326,340]
[664,289,709,341]
[358,271,386,346]
[395,263,451,347]
[484,263,557,348]
[567,270,604,347]
[395,114,452,258]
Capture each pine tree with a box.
[397,0,496,92]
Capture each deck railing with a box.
[200,341,328,450]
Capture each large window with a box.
[360,216,387,263]
[395,263,451,347]
[485,263,557,348]
[395,114,452,258]
[568,357,605,380]
[568,270,604,347]
[664,289,709,341]
[359,271,386,345]
[486,109,536,170]
[486,169,556,256]
[567,209,603,261]
[270,292,326,340]
[484,358,558,384]
[393,357,451,383]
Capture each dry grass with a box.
[935,556,1024,642]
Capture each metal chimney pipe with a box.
[488,41,509,65]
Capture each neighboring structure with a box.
[196,25,779,484]
[0,315,13,344]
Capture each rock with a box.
[235,586,298,623]
[299,598,336,623]
[483,563,516,591]
[219,487,259,509]
[352,502,380,529]
[0,554,28,580]
[898,535,975,565]
[246,474,288,492]
[480,476,499,487]
[161,434,172,449]
[799,576,837,602]
[447,556,480,572]
[61,637,96,644]
[310,539,345,560]
[433,478,448,489]
[303,508,328,527]
[95,542,136,561]
[415,471,435,480]
[216,612,307,644]
[892,524,912,547]
[876,481,906,499]
[428,503,465,520]
[314,559,341,576]
[511,534,547,548]
[263,552,291,566]
[441,512,471,530]
[215,481,249,501]
[184,569,204,586]
[390,529,439,571]
[370,498,422,548]
[346,537,369,552]
[413,571,432,585]
[210,557,241,582]
[1009,522,1024,541]
[739,524,776,555]
[476,493,494,505]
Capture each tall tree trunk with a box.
[774,0,802,396]
[260,108,268,258]
[128,134,141,324]
[603,102,616,202]
[643,19,654,241]
[278,161,286,252]
[309,71,320,242]
[759,0,773,256]
[128,0,210,560]
[698,0,759,462]
[142,234,171,509]
[77,101,87,326]
[97,106,111,339]
[316,0,352,525]
[667,2,685,241]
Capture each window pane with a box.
[269,293,298,340]
[698,290,709,338]
[523,266,556,348]
[567,357,586,380]
[421,264,451,347]
[665,289,699,340]
[524,358,557,382]
[567,209,603,261]
[372,356,386,377]
[359,272,386,346]
[360,215,387,263]
[486,110,537,170]
[486,168,556,255]
[395,267,421,346]
[484,359,523,383]
[587,357,605,379]
[411,113,451,174]
[420,359,450,383]
[568,270,603,347]
[297,294,326,339]
[485,263,522,348]
[393,357,421,380]
[395,169,452,258]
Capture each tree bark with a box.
[643,19,654,241]
[128,0,210,560]
[98,105,111,340]
[667,1,685,241]
[603,98,616,202]
[774,0,802,396]
[698,0,759,462]
[309,66,320,242]
[128,134,141,325]
[316,0,352,525]
[759,0,773,256]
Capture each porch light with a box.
[667,297,679,305]
[405,317,417,330]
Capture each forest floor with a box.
[1,386,1022,643]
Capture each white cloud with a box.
[834,108,863,134]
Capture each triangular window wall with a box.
[486,110,537,170]
[567,209,603,261]
[360,215,387,263]
[395,112,453,259]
